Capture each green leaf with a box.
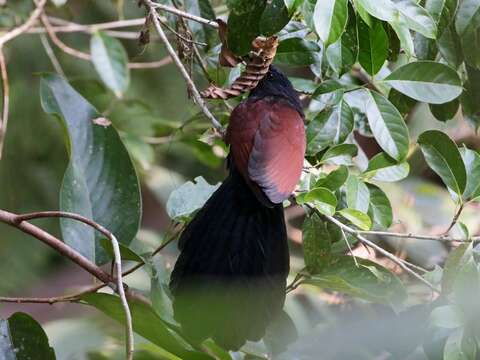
[0,313,55,359]
[314,165,349,191]
[442,243,472,295]
[430,305,464,329]
[358,18,389,75]
[320,143,358,165]
[166,177,220,221]
[345,175,370,213]
[383,61,462,104]
[99,238,143,263]
[455,0,480,36]
[418,130,467,195]
[306,100,354,155]
[40,74,141,265]
[364,152,410,182]
[275,38,320,66]
[314,0,348,46]
[438,25,464,68]
[298,187,338,216]
[227,1,266,55]
[260,0,291,35]
[289,77,317,94]
[338,208,372,230]
[460,147,480,201]
[303,213,332,273]
[303,256,407,307]
[429,99,460,122]
[151,258,176,325]
[355,0,396,21]
[184,0,217,48]
[81,293,212,360]
[460,26,480,69]
[444,330,474,360]
[461,65,480,129]
[90,32,129,97]
[395,0,437,39]
[367,184,393,229]
[390,16,415,58]
[365,90,410,161]
[426,0,458,38]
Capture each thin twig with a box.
[151,2,219,28]
[141,0,223,134]
[445,203,464,234]
[324,215,439,292]
[0,232,179,304]
[355,229,477,243]
[9,211,134,358]
[0,49,9,159]
[39,33,65,76]
[0,0,47,46]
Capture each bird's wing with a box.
[226,99,305,204]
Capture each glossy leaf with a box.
[81,293,212,360]
[90,32,129,97]
[0,313,55,359]
[364,152,410,182]
[304,256,407,307]
[460,147,480,201]
[364,90,410,161]
[460,26,480,69]
[275,38,320,66]
[299,187,338,216]
[314,0,348,46]
[430,99,460,122]
[390,16,415,58]
[40,74,141,264]
[384,61,462,104]
[303,213,332,273]
[455,0,480,36]
[395,0,437,39]
[338,208,372,230]
[166,176,220,221]
[418,130,467,195]
[320,143,358,165]
[227,1,266,55]
[367,184,393,229]
[306,100,354,155]
[358,18,389,75]
[355,0,396,21]
[314,165,349,191]
[345,175,370,213]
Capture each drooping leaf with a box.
[275,38,320,66]
[460,26,480,69]
[90,32,130,97]
[99,238,144,263]
[459,147,480,201]
[166,176,220,221]
[0,313,55,359]
[358,18,389,75]
[338,208,372,230]
[227,1,266,55]
[303,213,332,273]
[364,90,410,161]
[461,65,480,129]
[383,61,463,104]
[303,256,407,307]
[298,187,338,216]
[367,183,393,229]
[364,152,410,182]
[314,0,348,46]
[81,293,212,360]
[417,130,467,196]
[390,15,416,58]
[40,74,141,265]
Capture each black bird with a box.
[170,66,306,350]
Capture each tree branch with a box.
[140,1,224,134]
[0,49,9,159]
[151,2,219,29]
[355,229,477,243]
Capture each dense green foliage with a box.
[1,0,480,359]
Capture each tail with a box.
[170,168,289,350]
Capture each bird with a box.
[169,65,306,350]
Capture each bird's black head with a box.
[249,65,304,116]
